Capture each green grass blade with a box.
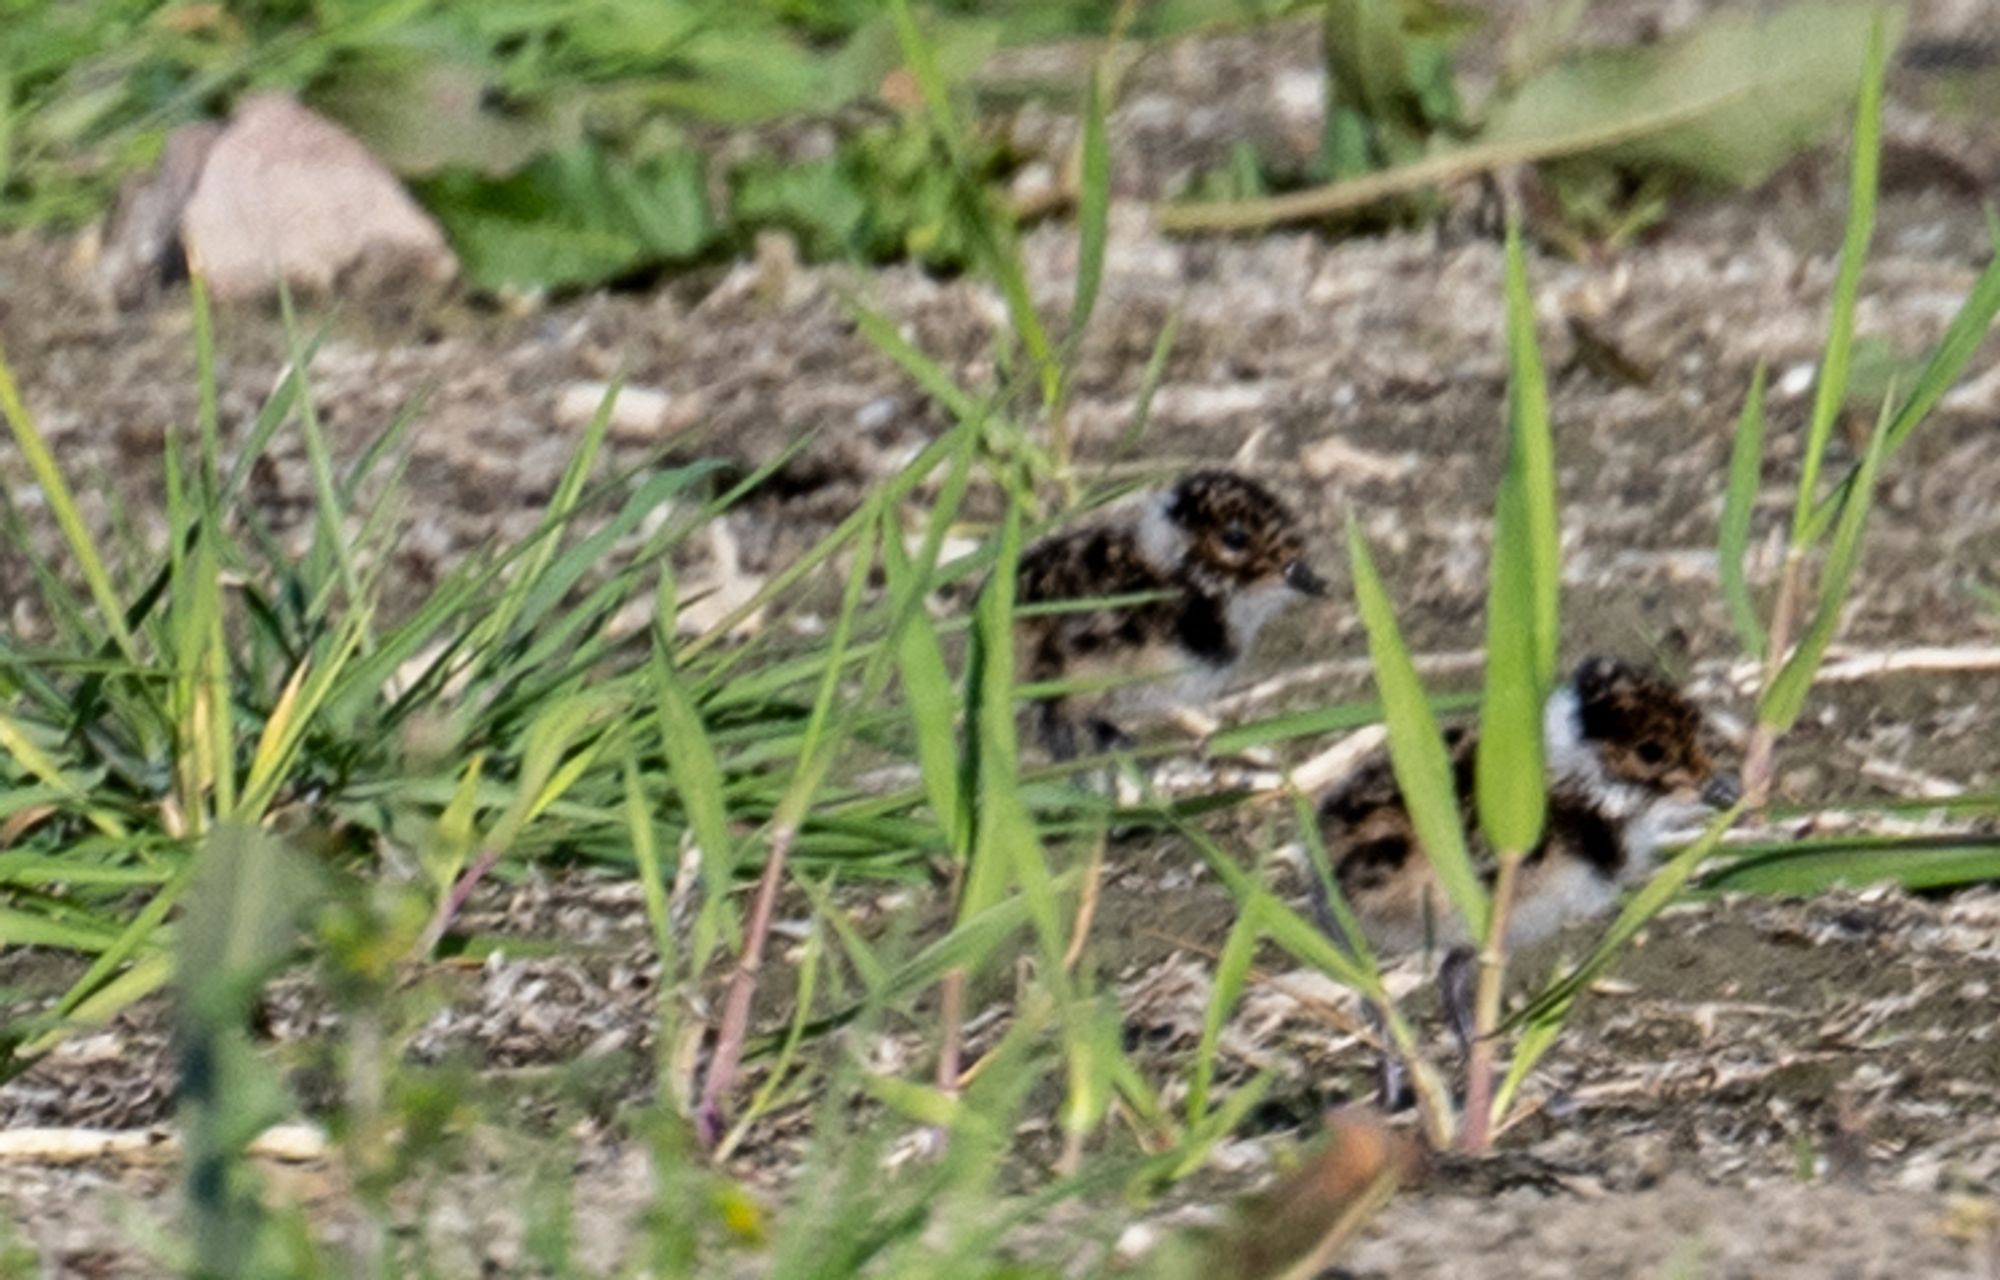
[1291,785,1383,984]
[875,871,1084,1005]
[1699,836,2000,894]
[681,425,965,662]
[884,0,968,162]
[276,290,363,617]
[1759,389,1892,731]
[958,489,1027,926]
[1490,1013,1563,1129]
[1800,245,2000,545]
[220,346,310,504]
[1101,304,1182,477]
[769,518,879,834]
[849,299,979,424]
[234,611,370,820]
[882,511,968,853]
[0,714,128,839]
[1477,422,1548,856]
[886,0,1057,415]
[190,274,221,499]
[1502,218,1560,690]
[1347,519,1488,939]
[45,854,199,1032]
[0,906,121,952]
[649,621,738,974]
[465,377,619,663]
[1175,818,1378,993]
[1513,804,1741,1028]
[1187,907,1259,1123]
[1069,69,1111,342]
[0,342,138,662]
[1719,362,1769,659]
[1790,15,1885,545]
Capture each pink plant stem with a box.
[695,825,794,1149]
[415,845,503,957]
[1743,550,1807,809]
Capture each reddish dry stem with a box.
[696,824,794,1149]
[415,845,503,958]
[1743,549,1809,809]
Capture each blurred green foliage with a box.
[1176,0,1901,248]
[0,0,1281,290]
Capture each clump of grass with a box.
[0,9,1379,1269]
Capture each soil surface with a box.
[4,0,2000,1274]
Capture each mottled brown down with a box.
[1013,470,1320,758]
[1314,657,1727,955]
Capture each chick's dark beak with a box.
[1283,559,1329,598]
[1701,772,1743,808]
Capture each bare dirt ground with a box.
[4,0,2000,1273]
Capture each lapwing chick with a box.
[1313,656,1738,1095]
[1015,469,1327,760]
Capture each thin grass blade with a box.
[1502,218,1560,690]
[1760,389,1892,731]
[1069,69,1111,341]
[1719,363,1769,658]
[1790,15,1885,545]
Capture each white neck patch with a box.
[1225,580,1293,654]
[1135,491,1189,574]
[1542,684,1647,821]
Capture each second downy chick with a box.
[1311,656,1738,1090]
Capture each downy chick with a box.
[1015,469,1327,759]
[1313,656,1738,1084]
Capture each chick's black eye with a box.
[1220,527,1250,551]
[1636,741,1666,765]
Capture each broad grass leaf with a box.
[1480,1,1897,188]
[1478,220,1555,856]
[1347,520,1488,940]
[1502,220,1559,691]
[1700,837,2000,895]
[1476,476,1545,855]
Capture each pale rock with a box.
[180,93,457,302]
[553,381,696,438]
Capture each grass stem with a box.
[1458,851,1521,1152]
[415,844,503,958]
[697,824,795,1148]
[1743,546,1809,808]
[936,968,966,1093]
